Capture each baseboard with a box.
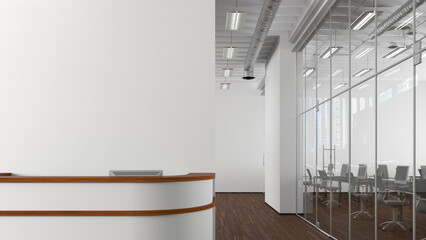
[264,202,297,215]
[215,192,265,194]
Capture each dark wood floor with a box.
[215,193,329,240]
[304,192,426,240]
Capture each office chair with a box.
[333,164,349,182]
[377,164,389,180]
[303,169,324,201]
[377,173,411,232]
[357,164,368,180]
[318,170,341,206]
[350,174,374,220]
[421,165,426,179]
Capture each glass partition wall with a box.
[296,0,426,239]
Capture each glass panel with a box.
[306,35,317,110]
[415,3,426,240]
[350,79,376,239]
[305,109,317,225]
[331,92,349,239]
[317,13,332,104]
[297,115,305,217]
[350,1,377,239]
[331,1,350,97]
[351,0,376,86]
[329,2,350,238]
[317,101,331,234]
[376,1,414,75]
[298,51,305,114]
[377,58,414,239]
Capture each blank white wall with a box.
[0,0,215,176]
[215,82,265,192]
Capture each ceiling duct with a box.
[370,0,425,39]
[289,0,337,52]
[242,0,282,80]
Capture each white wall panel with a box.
[0,0,215,176]
[215,82,265,192]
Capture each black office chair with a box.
[318,170,341,206]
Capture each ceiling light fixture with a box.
[223,47,238,59]
[333,83,347,90]
[319,47,342,59]
[225,0,246,30]
[220,82,231,90]
[226,12,246,30]
[312,84,322,90]
[383,68,400,77]
[302,68,315,77]
[358,84,370,90]
[353,68,372,77]
[396,12,423,30]
[382,46,407,59]
[329,69,343,77]
[354,47,373,58]
[222,68,234,77]
[351,11,376,30]
[220,75,230,90]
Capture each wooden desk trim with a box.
[0,173,215,183]
[0,200,215,216]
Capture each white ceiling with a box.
[215,0,312,83]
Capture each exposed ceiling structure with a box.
[215,0,312,84]
[301,0,426,98]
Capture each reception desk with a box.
[0,172,215,240]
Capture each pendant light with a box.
[222,59,233,77]
[225,0,246,30]
[220,77,231,90]
[223,31,238,58]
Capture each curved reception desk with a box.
[0,173,215,240]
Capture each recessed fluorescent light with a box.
[223,47,238,59]
[312,84,322,90]
[396,12,423,30]
[354,47,373,58]
[351,11,376,30]
[302,68,315,77]
[353,68,372,77]
[222,68,234,77]
[225,11,246,30]
[382,46,407,59]
[333,83,347,90]
[383,68,400,77]
[319,47,342,59]
[329,69,343,77]
[220,82,231,90]
[358,84,370,90]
